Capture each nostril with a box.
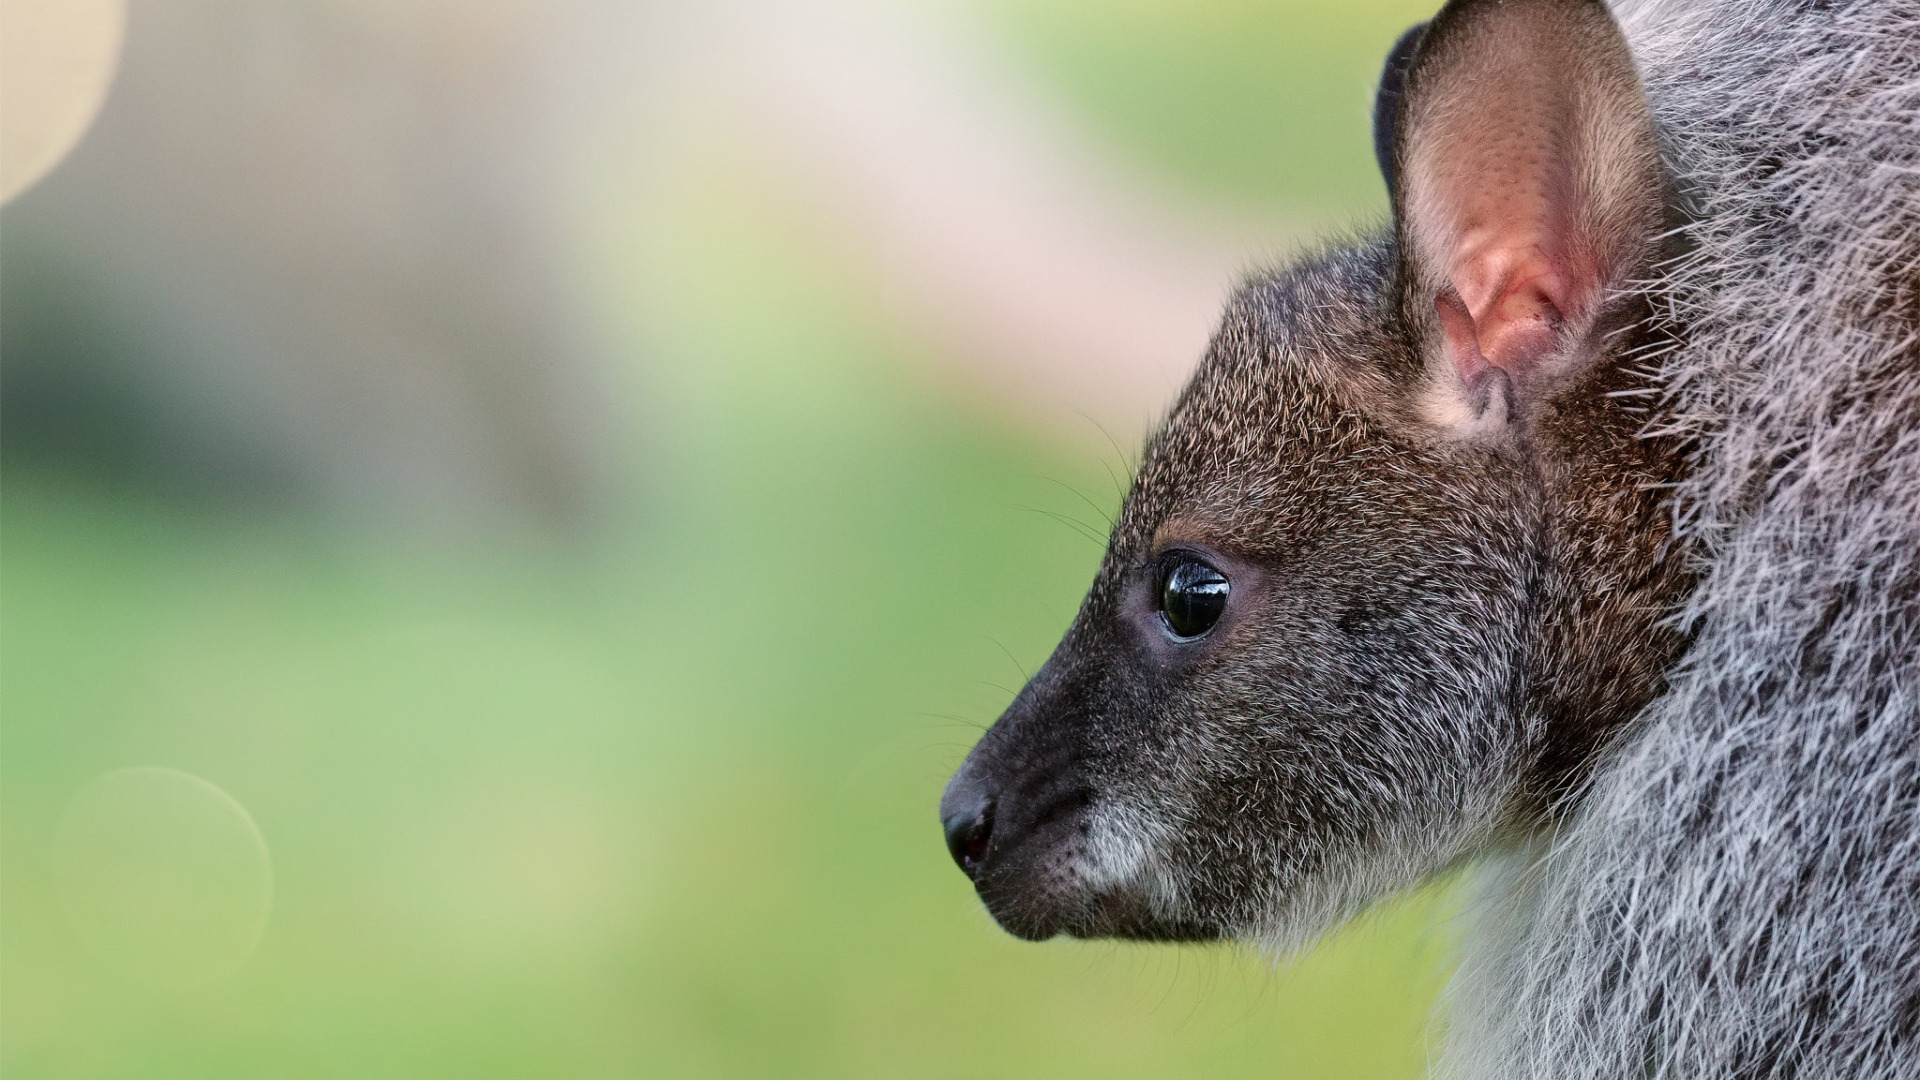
[943,801,994,880]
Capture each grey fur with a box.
[1453,1,1920,1076]
[941,0,1920,1075]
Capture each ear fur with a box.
[1372,21,1429,194]
[1391,0,1666,441]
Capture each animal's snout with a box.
[940,767,995,880]
[939,683,1122,939]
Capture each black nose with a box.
[940,768,995,880]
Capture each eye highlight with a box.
[1159,558,1230,639]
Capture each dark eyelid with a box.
[1151,549,1232,595]
[1150,545,1222,573]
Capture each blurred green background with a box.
[2,0,1455,1076]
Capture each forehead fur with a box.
[1115,234,1412,559]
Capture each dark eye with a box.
[1159,559,1230,639]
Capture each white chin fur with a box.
[1078,801,1186,916]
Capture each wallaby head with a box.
[942,0,1697,945]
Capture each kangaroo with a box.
[939,0,1920,1075]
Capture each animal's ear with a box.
[1391,0,1666,439]
[1371,21,1428,194]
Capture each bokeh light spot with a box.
[0,0,126,203]
[52,767,273,989]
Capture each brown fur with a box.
[942,0,1694,948]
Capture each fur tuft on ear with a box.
[1392,0,1666,439]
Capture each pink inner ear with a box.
[1441,239,1575,387]
[1399,0,1663,410]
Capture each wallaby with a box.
[939,0,1920,1075]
